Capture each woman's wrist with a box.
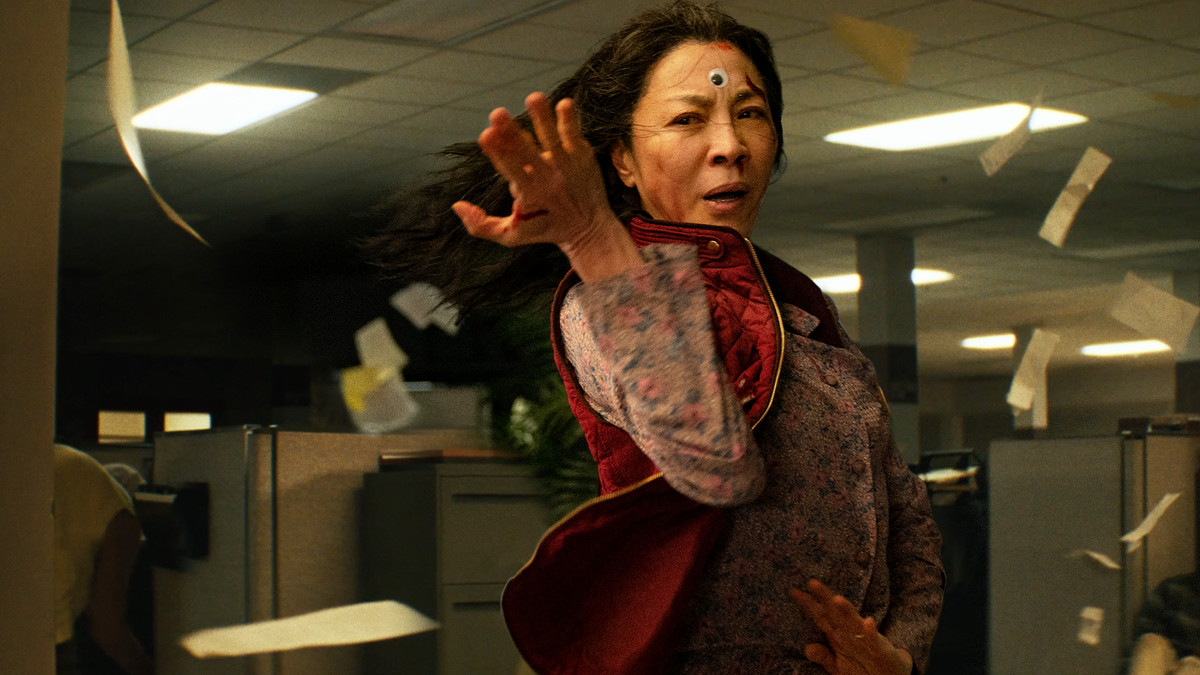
[559,214,643,282]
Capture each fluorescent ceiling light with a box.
[824,103,1088,151]
[813,268,954,294]
[133,83,317,135]
[1080,339,1171,357]
[961,333,1016,350]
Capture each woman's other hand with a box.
[452,93,641,282]
[791,579,913,675]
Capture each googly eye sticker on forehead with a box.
[708,67,729,88]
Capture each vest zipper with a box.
[741,236,785,431]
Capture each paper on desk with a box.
[1150,92,1199,110]
[831,15,916,86]
[1039,147,1111,247]
[1006,329,1060,411]
[1067,549,1121,571]
[107,0,208,246]
[180,600,437,658]
[355,318,409,371]
[1122,493,1181,553]
[980,89,1043,176]
[390,283,460,335]
[1110,272,1200,354]
[1078,606,1104,646]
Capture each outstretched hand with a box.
[791,579,913,675]
[453,93,639,268]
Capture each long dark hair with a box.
[362,1,784,315]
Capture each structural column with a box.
[1173,270,1200,414]
[856,233,919,465]
[0,2,68,673]
[1011,325,1049,438]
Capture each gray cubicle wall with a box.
[990,433,1200,675]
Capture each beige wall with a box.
[0,2,68,673]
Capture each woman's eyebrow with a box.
[663,87,765,107]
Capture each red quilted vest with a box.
[502,215,841,674]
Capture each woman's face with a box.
[611,41,778,237]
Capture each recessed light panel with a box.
[132,83,317,135]
[824,103,1088,151]
[1080,340,1171,357]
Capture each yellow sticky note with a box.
[831,15,916,86]
[340,365,393,412]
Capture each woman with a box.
[368,2,943,673]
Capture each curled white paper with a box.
[1067,549,1121,571]
[1039,147,1111,248]
[1006,329,1060,411]
[1077,606,1104,646]
[1122,493,1181,553]
[1110,273,1200,354]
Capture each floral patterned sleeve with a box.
[559,243,765,506]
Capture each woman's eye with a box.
[672,114,698,125]
[737,107,767,120]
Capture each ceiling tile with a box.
[783,108,881,140]
[780,138,877,167]
[721,5,822,43]
[188,0,373,33]
[334,74,485,106]
[526,0,662,34]
[958,21,1147,65]
[85,49,244,85]
[773,31,870,71]
[68,46,108,75]
[787,73,898,108]
[883,0,1051,47]
[839,90,989,121]
[454,22,602,64]
[982,0,1162,19]
[134,22,305,61]
[1053,44,1200,84]
[387,50,558,86]
[268,37,434,72]
[848,48,1022,87]
[944,67,1109,102]
[71,0,213,19]
[1083,0,1200,41]
[69,9,167,48]
[1052,87,1168,120]
[293,96,422,125]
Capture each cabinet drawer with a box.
[439,476,549,584]
[440,583,523,675]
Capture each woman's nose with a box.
[709,121,747,165]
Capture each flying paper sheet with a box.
[830,15,916,86]
[1150,92,1199,110]
[1110,272,1200,354]
[1067,549,1121,571]
[1077,606,1104,646]
[344,369,419,433]
[355,318,409,371]
[980,89,1043,177]
[1039,147,1112,248]
[107,0,208,246]
[1006,329,1060,411]
[918,466,979,484]
[390,283,460,335]
[180,600,438,658]
[1122,493,1181,553]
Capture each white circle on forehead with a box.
[708,67,728,88]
